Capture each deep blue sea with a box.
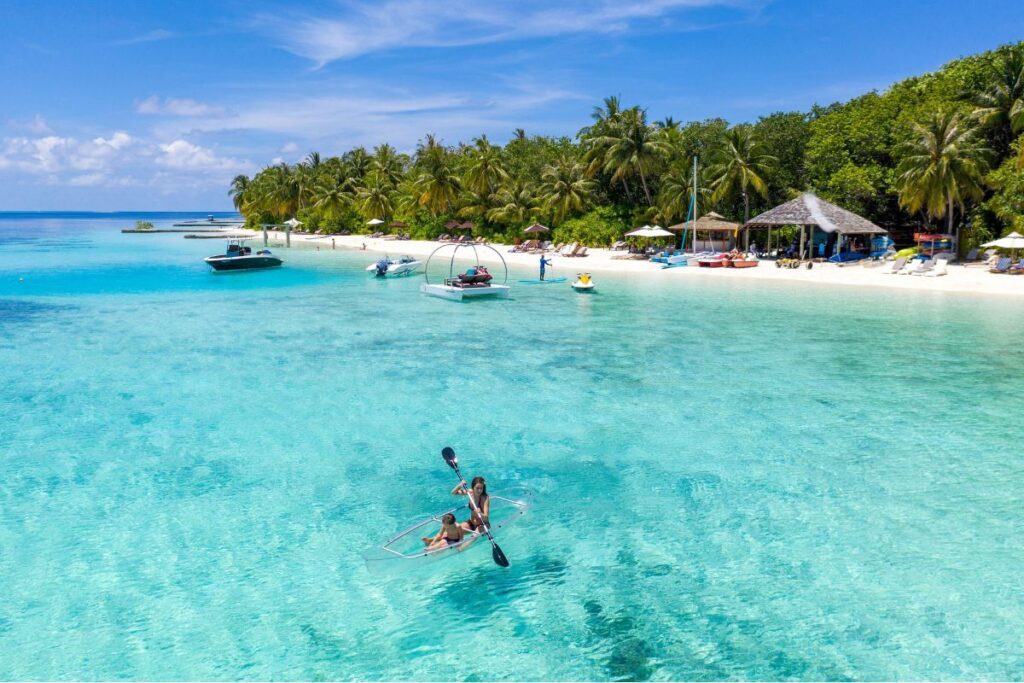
[1,212,1023,680]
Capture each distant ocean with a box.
[2,212,1024,680]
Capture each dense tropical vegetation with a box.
[230,42,1024,250]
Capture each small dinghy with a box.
[571,273,595,292]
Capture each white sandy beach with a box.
[252,230,1024,298]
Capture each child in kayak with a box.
[422,512,467,550]
[452,476,490,532]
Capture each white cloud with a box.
[261,0,747,65]
[112,29,176,46]
[137,96,224,116]
[157,139,243,172]
[7,114,52,134]
[165,77,587,153]
[0,128,249,190]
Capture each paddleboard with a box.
[518,277,567,284]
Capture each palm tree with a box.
[263,163,300,219]
[973,46,1024,153]
[656,163,696,224]
[595,107,669,205]
[228,174,251,213]
[412,135,460,216]
[896,111,991,241]
[312,175,353,222]
[370,144,404,187]
[512,128,527,142]
[342,147,371,182]
[464,135,509,195]
[488,179,539,226]
[539,157,596,224]
[706,127,774,224]
[591,95,622,124]
[356,171,396,221]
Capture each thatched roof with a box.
[669,212,740,233]
[743,193,885,235]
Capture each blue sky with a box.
[2,0,1023,211]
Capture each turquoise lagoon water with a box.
[1,213,1023,680]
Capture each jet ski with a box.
[571,273,595,292]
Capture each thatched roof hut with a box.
[743,193,885,235]
[669,211,740,234]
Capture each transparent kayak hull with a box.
[363,490,531,572]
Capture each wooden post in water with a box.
[799,226,806,260]
[263,224,268,248]
[286,223,291,248]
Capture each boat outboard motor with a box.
[374,258,390,277]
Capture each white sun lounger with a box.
[922,258,948,277]
[881,256,907,275]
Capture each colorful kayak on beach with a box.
[518,277,567,284]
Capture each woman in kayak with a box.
[452,476,490,532]
[422,512,467,550]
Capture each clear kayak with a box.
[363,489,532,573]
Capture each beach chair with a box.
[610,240,628,251]
[963,248,979,262]
[920,258,948,277]
[898,258,926,275]
[437,233,450,241]
[575,246,589,257]
[881,256,907,275]
[559,243,578,256]
[990,257,1012,273]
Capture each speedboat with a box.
[571,273,595,292]
[366,255,422,277]
[204,239,282,271]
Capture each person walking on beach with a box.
[539,254,552,281]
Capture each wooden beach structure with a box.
[741,193,887,258]
[669,212,740,252]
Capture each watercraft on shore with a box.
[725,255,759,268]
[204,239,282,271]
[697,254,729,268]
[366,255,422,277]
[571,273,595,291]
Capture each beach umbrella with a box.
[390,220,407,228]
[523,223,550,233]
[284,217,302,229]
[444,220,461,229]
[982,231,1024,260]
[459,221,475,230]
[625,226,674,238]
[367,218,385,226]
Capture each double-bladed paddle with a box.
[441,446,510,568]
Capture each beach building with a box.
[741,193,888,259]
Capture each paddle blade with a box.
[441,446,457,469]
[491,543,510,567]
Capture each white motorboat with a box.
[366,255,422,277]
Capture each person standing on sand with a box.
[539,254,552,280]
